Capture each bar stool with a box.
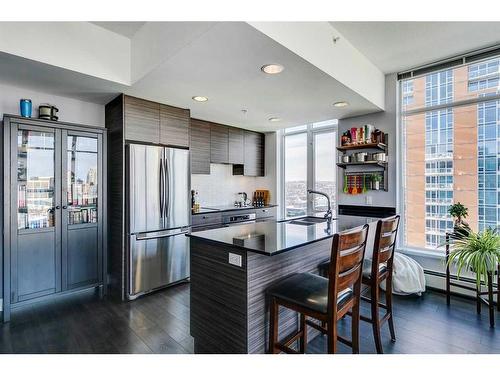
[319,215,400,354]
[266,224,369,354]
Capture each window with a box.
[401,56,500,252]
[283,133,307,217]
[281,121,337,218]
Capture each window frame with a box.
[279,121,337,219]
[398,56,500,257]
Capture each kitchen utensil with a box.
[20,99,32,118]
[348,175,353,194]
[38,104,59,121]
[343,174,348,193]
[340,154,350,163]
[362,175,367,193]
[355,152,368,162]
[50,105,59,121]
[352,176,357,195]
[372,152,386,162]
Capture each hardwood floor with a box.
[1,283,499,354]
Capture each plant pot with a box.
[374,181,380,190]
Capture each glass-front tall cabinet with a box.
[3,115,107,321]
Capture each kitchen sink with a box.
[288,216,329,226]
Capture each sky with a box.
[284,131,335,182]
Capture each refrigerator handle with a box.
[159,157,164,218]
[164,156,170,217]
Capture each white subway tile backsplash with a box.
[191,164,259,207]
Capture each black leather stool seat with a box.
[318,260,387,279]
[267,272,352,315]
[362,261,387,279]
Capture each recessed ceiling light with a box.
[333,101,349,107]
[268,117,281,122]
[192,96,208,102]
[261,64,284,74]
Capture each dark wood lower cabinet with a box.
[189,237,330,353]
[2,115,107,322]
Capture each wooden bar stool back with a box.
[267,224,369,354]
[360,215,400,354]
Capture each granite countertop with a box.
[191,204,278,215]
[186,214,386,256]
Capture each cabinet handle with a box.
[55,206,60,210]
[62,206,67,209]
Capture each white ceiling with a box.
[128,22,380,131]
[332,22,500,74]
[91,22,146,38]
[0,22,381,131]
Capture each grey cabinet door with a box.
[124,96,160,143]
[61,130,103,290]
[243,131,265,176]
[160,104,190,148]
[210,123,229,164]
[190,119,211,174]
[11,124,62,302]
[228,127,244,164]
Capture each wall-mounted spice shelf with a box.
[336,161,388,169]
[337,142,387,153]
[337,133,389,193]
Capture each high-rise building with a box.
[403,57,500,250]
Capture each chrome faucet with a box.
[307,189,332,221]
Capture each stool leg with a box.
[488,273,494,328]
[386,276,396,342]
[300,314,307,353]
[371,285,383,354]
[327,316,337,354]
[351,292,360,354]
[269,298,279,353]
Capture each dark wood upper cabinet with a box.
[210,123,229,164]
[160,104,190,148]
[233,131,265,177]
[228,127,244,164]
[124,96,160,143]
[191,119,211,174]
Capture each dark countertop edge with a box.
[191,204,278,215]
[186,231,333,256]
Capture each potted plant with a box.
[447,227,500,289]
[371,174,382,190]
[448,202,469,227]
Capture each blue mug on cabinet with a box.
[20,99,32,118]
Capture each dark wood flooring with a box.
[1,283,500,354]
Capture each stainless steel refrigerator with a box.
[127,144,190,300]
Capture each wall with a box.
[191,132,278,207]
[0,82,105,311]
[337,73,397,208]
[0,82,105,126]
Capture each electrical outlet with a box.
[228,253,242,267]
[365,195,373,205]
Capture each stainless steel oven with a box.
[222,212,256,226]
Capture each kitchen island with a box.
[187,216,379,354]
